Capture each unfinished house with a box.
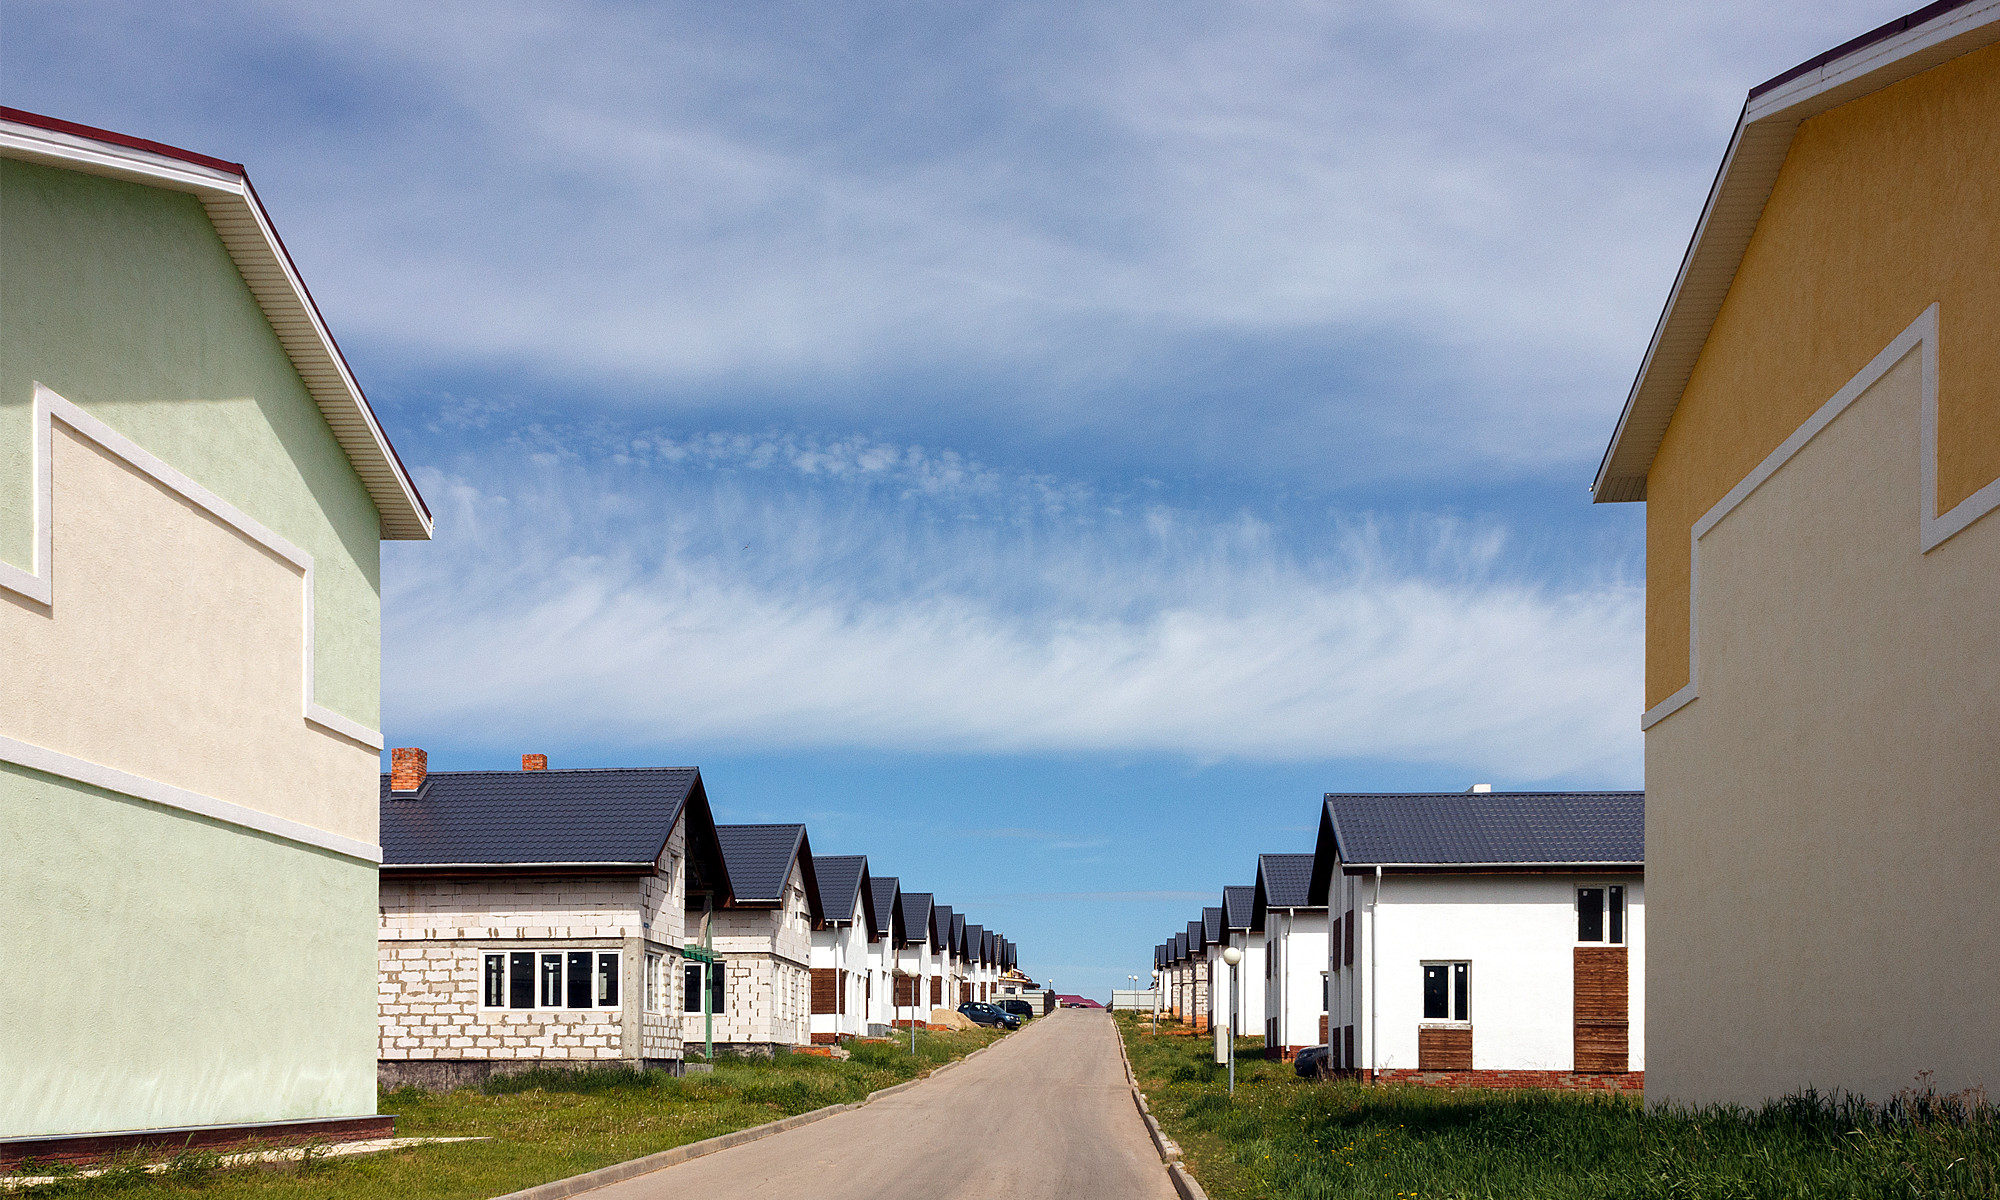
[809,854,878,1044]
[376,755,727,1085]
[702,824,823,1056]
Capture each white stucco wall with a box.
[1262,910,1328,1050]
[810,896,872,1038]
[1353,873,1645,1073]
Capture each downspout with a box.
[1370,865,1381,1082]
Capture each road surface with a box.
[590,1008,1178,1200]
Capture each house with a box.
[964,924,988,1001]
[1254,852,1328,1059]
[894,890,936,1026]
[1168,931,1190,1020]
[1310,790,1645,1090]
[376,755,727,1085]
[863,873,906,1034]
[1219,885,1266,1041]
[932,903,960,1007]
[707,824,823,1055]
[1,110,430,1152]
[1201,906,1227,1035]
[1591,0,2000,1106]
[809,854,879,1044]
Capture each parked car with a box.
[958,1002,1022,1030]
[996,999,1035,1020]
[1294,1045,1331,1079]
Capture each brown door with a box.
[1574,947,1629,1071]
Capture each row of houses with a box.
[0,108,1027,1154]
[1153,790,1645,1090]
[1152,0,2000,1109]
[376,749,1025,1085]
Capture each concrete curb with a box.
[489,1032,1013,1200]
[1113,1019,1210,1200]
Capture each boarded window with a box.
[931,977,942,1006]
[1329,916,1342,969]
[1343,1024,1355,1070]
[1319,1015,1329,1044]
[1418,1025,1472,1070]
[839,970,849,1015]
[894,974,918,1008]
[1344,911,1355,967]
[812,968,838,1014]
[1574,946,1629,1072]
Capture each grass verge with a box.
[6,1028,1000,1199]
[1115,1014,2000,1199]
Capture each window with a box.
[481,951,622,1010]
[1578,886,1627,944]
[683,962,726,1013]
[1422,962,1470,1022]
[645,953,661,1013]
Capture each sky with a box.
[4,0,1911,1001]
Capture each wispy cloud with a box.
[385,421,1642,779]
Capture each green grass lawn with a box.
[8,1029,999,1199]
[1116,1014,2000,1200]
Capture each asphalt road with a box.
[591,1008,1179,1200]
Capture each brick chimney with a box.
[522,754,548,771]
[390,747,427,792]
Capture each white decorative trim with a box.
[2,384,385,750]
[0,734,382,863]
[1642,304,1992,731]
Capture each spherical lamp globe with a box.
[1222,946,1243,967]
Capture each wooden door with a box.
[1574,946,1629,1072]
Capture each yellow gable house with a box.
[1594,2,1999,1107]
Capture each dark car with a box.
[996,999,1035,1020]
[1294,1045,1331,1079]
[958,1002,1021,1030]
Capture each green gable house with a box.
[0,110,431,1156]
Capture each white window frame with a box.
[645,952,662,1013]
[1575,884,1628,946]
[1420,960,1471,1024]
[479,949,623,1011]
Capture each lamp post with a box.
[1150,970,1160,1035]
[1221,946,1243,1095]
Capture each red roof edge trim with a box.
[1748,0,1980,100]
[0,106,244,175]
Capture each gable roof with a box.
[899,891,934,949]
[380,767,720,876]
[1593,0,2000,502]
[812,854,874,933]
[870,875,905,943]
[1311,792,1644,900]
[931,904,955,956]
[1222,885,1257,932]
[1202,906,1224,946]
[714,824,821,921]
[0,108,431,539]
[965,923,985,964]
[1253,853,1319,919]
[1173,931,1188,961]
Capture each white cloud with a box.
[385,430,1642,780]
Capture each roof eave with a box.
[0,109,433,539]
[1340,860,1645,872]
[1591,0,2000,503]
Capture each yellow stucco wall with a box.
[1645,348,1999,1106]
[1645,42,2000,708]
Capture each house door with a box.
[1573,946,1629,1072]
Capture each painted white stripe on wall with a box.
[0,385,384,750]
[1642,303,1997,730]
[0,734,382,863]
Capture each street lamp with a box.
[1221,946,1243,1095]
[1150,970,1161,1034]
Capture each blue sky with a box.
[5,0,1905,1000]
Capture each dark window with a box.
[539,954,565,1007]
[568,952,593,1009]
[509,952,535,1009]
[484,954,506,1008]
[598,952,620,1006]
[709,963,725,1013]
[683,964,704,1013]
[1578,888,1605,942]
[1423,964,1449,1019]
[1609,886,1626,944]
[1453,963,1470,1022]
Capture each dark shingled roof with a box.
[951,912,967,958]
[1155,944,1167,969]
[965,923,985,963]
[715,825,821,921]
[1173,931,1188,961]
[900,892,934,949]
[1202,906,1224,945]
[813,855,870,930]
[932,904,955,956]
[381,767,701,867]
[1187,920,1206,954]
[1327,792,1644,866]
[871,875,904,942]
[1222,885,1256,931]
[1258,853,1318,909]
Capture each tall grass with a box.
[1118,1016,1999,1200]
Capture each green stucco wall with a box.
[0,764,380,1136]
[0,158,382,727]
